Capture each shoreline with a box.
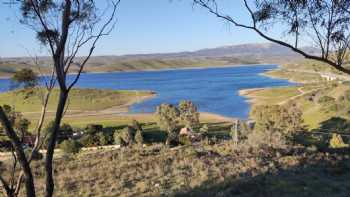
[238,88,266,105]
[0,63,276,79]
[1,63,283,122]
[238,65,300,106]
[84,63,274,74]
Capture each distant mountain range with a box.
[0,43,316,77]
[190,43,318,58]
[115,43,318,59]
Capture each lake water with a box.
[0,65,295,119]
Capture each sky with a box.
[0,0,267,57]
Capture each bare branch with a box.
[193,0,350,75]
[0,107,35,197]
[67,0,120,91]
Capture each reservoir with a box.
[0,64,295,118]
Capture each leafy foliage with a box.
[60,139,82,154]
[42,122,74,147]
[155,103,181,146]
[114,126,137,146]
[178,100,200,129]
[135,129,144,145]
[11,68,38,89]
[97,132,109,146]
[251,103,304,136]
[318,96,335,104]
[156,104,180,133]
[85,124,103,135]
[249,103,304,147]
[0,105,31,144]
[79,134,98,147]
[155,101,201,145]
[20,0,98,47]
[199,124,209,134]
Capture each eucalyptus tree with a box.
[156,104,181,145]
[0,1,120,196]
[178,100,200,129]
[11,68,38,89]
[194,0,350,74]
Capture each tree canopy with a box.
[11,68,38,89]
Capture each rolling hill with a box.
[0,43,311,78]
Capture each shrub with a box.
[42,122,75,146]
[318,96,335,104]
[251,103,304,137]
[246,129,287,149]
[0,105,31,142]
[135,129,144,145]
[131,120,142,131]
[155,104,179,132]
[85,124,103,135]
[11,68,38,89]
[155,104,180,145]
[199,124,209,133]
[179,135,192,146]
[166,131,179,146]
[113,126,136,146]
[60,123,74,140]
[125,126,136,144]
[328,103,342,112]
[97,132,109,146]
[230,120,251,143]
[230,125,239,143]
[79,134,98,147]
[178,100,200,129]
[248,103,304,147]
[113,131,125,146]
[60,139,82,154]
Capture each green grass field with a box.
[264,69,323,83]
[0,88,154,112]
[241,81,350,129]
[0,88,156,131]
[241,86,301,105]
[0,88,233,132]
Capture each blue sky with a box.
[0,0,266,57]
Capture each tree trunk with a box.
[45,90,68,197]
[13,90,52,196]
[0,107,36,197]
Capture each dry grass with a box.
[3,142,348,197]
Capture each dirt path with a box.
[278,87,306,105]
[278,86,326,105]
